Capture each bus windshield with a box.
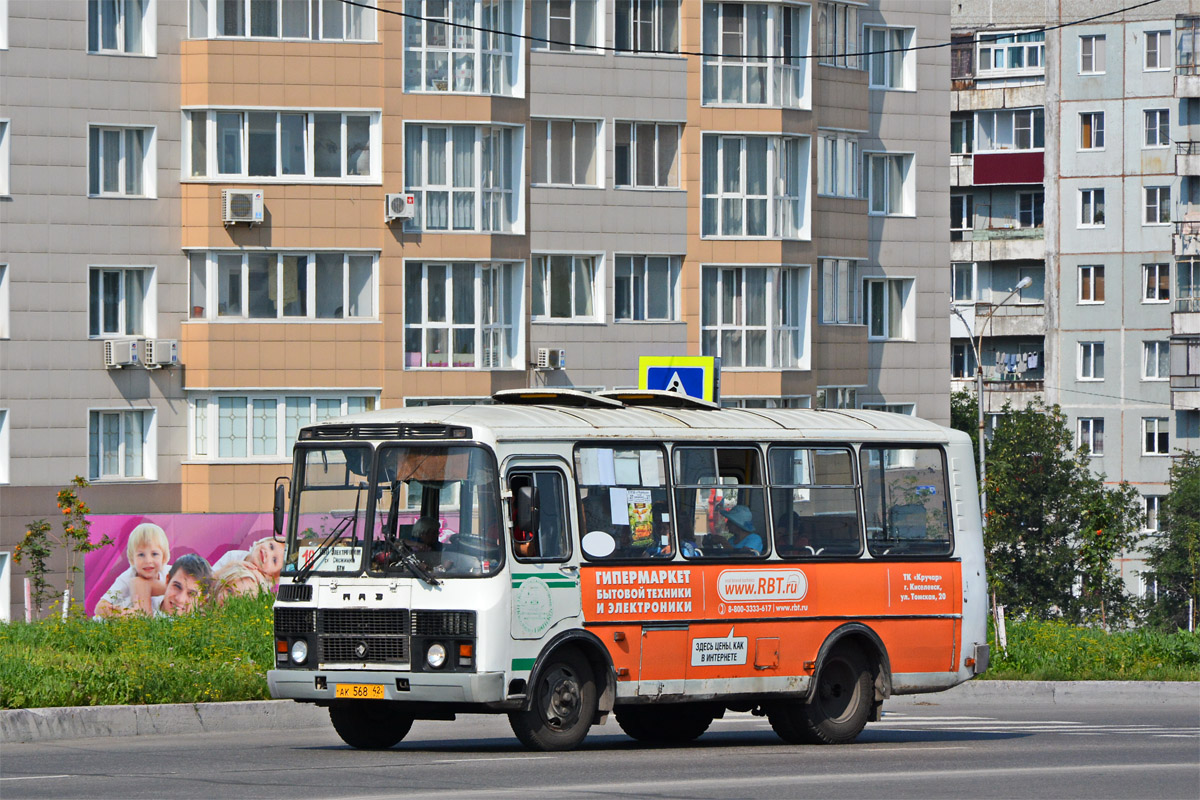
[284,445,373,577]
[369,445,504,578]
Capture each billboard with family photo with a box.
[83,514,283,618]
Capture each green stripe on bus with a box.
[512,658,536,671]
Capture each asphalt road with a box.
[2,697,1197,800]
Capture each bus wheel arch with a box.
[510,635,608,751]
[812,622,892,715]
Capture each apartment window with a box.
[952,263,975,303]
[89,409,154,480]
[1180,259,1200,307]
[1079,265,1105,304]
[863,278,913,340]
[0,264,7,340]
[1080,189,1105,227]
[89,0,154,55]
[1146,30,1170,70]
[615,122,680,188]
[950,114,973,155]
[1079,34,1105,74]
[816,2,860,69]
[701,266,807,368]
[1079,341,1105,380]
[819,258,860,325]
[0,0,7,50]
[90,267,153,337]
[702,134,809,238]
[977,30,1044,76]
[1144,496,1162,531]
[866,153,914,216]
[976,108,1044,152]
[615,255,681,321]
[1144,341,1170,380]
[88,126,154,197]
[532,0,598,51]
[816,387,857,410]
[405,124,520,233]
[951,193,973,240]
[817,131,859,198]
[702,2,809,108]
[952,342,977,378]
[1078,418,1105,456]
[0,120,8,195]
[0,409,7,485]
[531,255,598,320]
[531,119,599,187]
[1079,112,1104,150]
[403,0,521,96]
[1144,263,1170,302]
[1145,109,1170,147]
[1143,417,1170,455]
[192,394,375,459]
[1146,186,1171,225]
[185,110,377,181]
[1018,191,1044,228]
[404,262,523,369]
[723,396,809,409]
[865,26,914,90]
[189,251,375,320]
[189,0,374,40]
[615,0,679,54]
[1018,267,1044,303]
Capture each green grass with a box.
[3,599,1198,709]
[984,619,1200,681]
[0,593,274,709]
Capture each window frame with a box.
[88,0,156,56]
[819,257,862,325]
[817,129,860,198]
[0,119,9,196]
[614,121,682,190]
[1145,185,1172,225]
[615,0,681,56]
[614,254,682,322]
[190,393,377,462]
[864,24,916,91]
[1144,495,1162,531]
[1142,417,1170,456]
[1143,263,1170,303]
[950,193,973,239]
[1078,417,1104,456]
[0,407,8,485]
[530,117,602,188]
[1143,340,1171,381]
[863,277,915,341]
[701,132,810,239]
[952,262,976,304]
[975,29,1045,78]
[1079,188,1106,228]
[1145,29,1171,70]
[1078,111,1105,151]
[1079,33,1106,75]
[0,263,8,340]
[1078,341,1105,381]
[974,108,1045,153]
[402,0,524,97]
[1018,190,1044,228]
[701,1,811,109]
[865,152,915,217]
[88,266,156,338]
[700,264,808,369]
[189,0,376,41]
[404,123,523,234]
[530,0,601,53]
[531,253,603,322]
[88,124,156,198]
[89,408,156,481]
[1144,108,1170,148]
[1078,265,1105,305]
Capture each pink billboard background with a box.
[84,514,276,616]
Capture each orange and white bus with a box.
[267,389,988,751]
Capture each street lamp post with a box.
[951,276,1033,527]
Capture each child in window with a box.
[95,523,170,617]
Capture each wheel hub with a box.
[544,670,581,729]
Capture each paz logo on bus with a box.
[716,569,808,603]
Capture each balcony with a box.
[951,226,1045,262]
[973,151,1044,185]
[951,153,973,187]
[1175,295,1200,336]
[1173,220,1200,256]
[1177,142,1200,176]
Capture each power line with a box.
[338,0,1165,62]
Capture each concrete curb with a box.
[3,681,1197,744]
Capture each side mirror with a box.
[273,478,289,542]
[514,485,540,541]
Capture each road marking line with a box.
[429,756,556,764]
[0,776,73,782]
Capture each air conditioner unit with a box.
[536,347,566,370]
[385,193,416,222]
[144,339,179,369]
[222,189,264,225]
[104,339,142,369]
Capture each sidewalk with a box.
[4,681,1197,744]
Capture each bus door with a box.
[507,462,582,640]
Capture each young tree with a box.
[1142,451,1200,632]
[985,400,1142,623]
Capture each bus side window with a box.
[509,471,570,562]
[859,446,952,557]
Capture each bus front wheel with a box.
[769,645,872,745]
[328,701,414,749]
[509,650,597,751]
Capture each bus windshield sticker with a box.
[581,530,617,558]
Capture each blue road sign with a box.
[645,366,706,399]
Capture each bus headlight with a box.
[426,642,447,669]
[290,639,309,665]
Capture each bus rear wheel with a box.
[616,704,716,744]
[769,645,872,745]
[509,650,597,751]
[328,701,414,749]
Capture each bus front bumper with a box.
[268,669,507,705]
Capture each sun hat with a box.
[718,504,756,534]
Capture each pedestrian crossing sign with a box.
[638,356,720,403]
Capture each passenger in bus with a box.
[711,505,763,555]
[774,511,810,556]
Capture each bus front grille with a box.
[412,610,476,637]
[274,607,316,635]
[319,609,410,636]
[321,636,409,664]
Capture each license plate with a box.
[335,683,385,700]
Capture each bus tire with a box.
[328,701,414,749]
[769,645,872,745]
[509,650,596,751]
[616,704,715,744]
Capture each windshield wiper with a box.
[293,482,364,584]
[393,539,441,587]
